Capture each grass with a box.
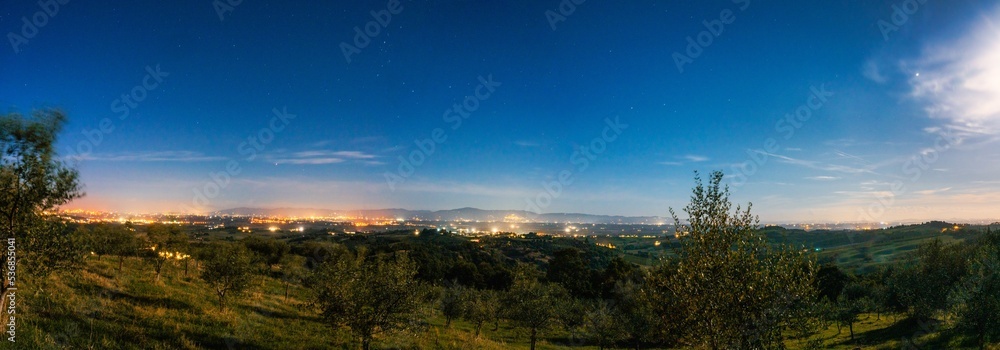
[14,226,996,349]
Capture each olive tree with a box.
[1,110,83,291]
[201,242,256,311]
[666,171,817,349]
[307,250,425,350]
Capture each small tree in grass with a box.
[439,282,467,327]
[504,264,568,350]
[666,171,817,348]
[463,288,499,337]
[144,224,188,280]
[307,249,425,350]
[201,242,255,312]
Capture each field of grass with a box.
[14,222,995,349]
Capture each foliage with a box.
[949,241,1000,349]
[664,171,817,349]
[242,235,289,270]
[200,242,256,311]
[143,224,189,280]
[503,264,569,350]
[20,218,85,278]
[439,282,467,327]
[463,288,499,337]
[307,249,426,350]
[1,110,83,289]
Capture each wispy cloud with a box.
[755,151,877,175]
[915,187,953,196]
[909,8,1000,134]
[683,155,709,162]
[806,176,841,181]
[514,140,540,147]
[73,151,226,162]
[657,154,709,166]
[863,59,887,83]
[268,150,379,165]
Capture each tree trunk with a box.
[530,328,537,350]
[362,337,371,350]
[849,322,854,341]
[284,281,290,302]
[475,322,482,337]
[118,256,125,272]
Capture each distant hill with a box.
[212,207,666,224]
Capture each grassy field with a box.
[14,223,995,349]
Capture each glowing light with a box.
[268,226,278,232]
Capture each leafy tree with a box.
[21,218,85,278]
[949,244,1000,349]
[307,250,425,350]
[439,282,467,327]
[665,171,817,349]
[463,288,499,337]
[613,280,657,350]
[86,224,141,273]
[599,256,642,298]
[1,110,83,291]
[895,239,968,320]
[834,282,870,341]
[242,236,289,270]
[583,300,622,350]
[816,263,850,302]
[547,247,596,298]
[278,254,308,302]
[505,264,569,350]
[143,224,189,280]
[200,242,255,311]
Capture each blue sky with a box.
[2,0,999,222]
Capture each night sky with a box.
[3,0,999,222]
